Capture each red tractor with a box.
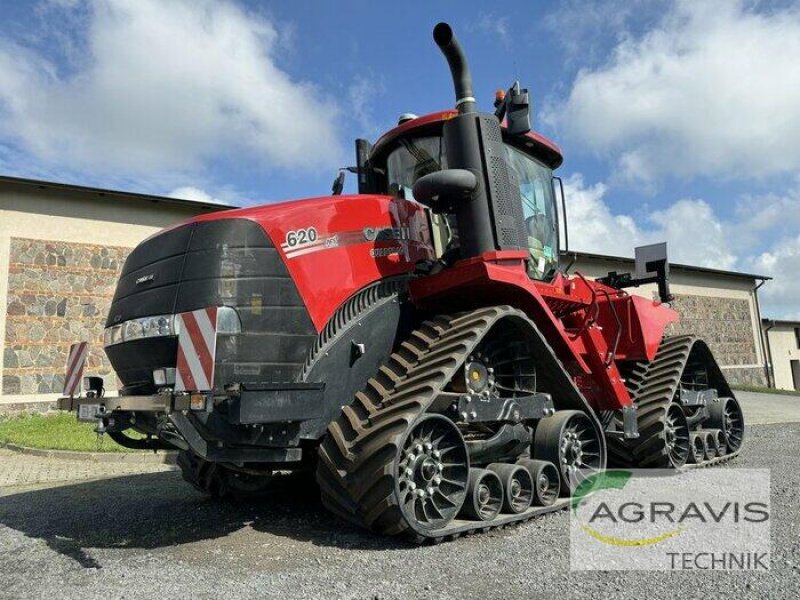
[60,23,744,542]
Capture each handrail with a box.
[573,271,599,335]
[595,288,623,367]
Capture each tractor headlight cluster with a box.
[152,367,176,387]
[103,314,178,347]
[103,308,241,348]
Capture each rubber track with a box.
[607,335,742,468]
[316,306,590,543]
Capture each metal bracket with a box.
[623,405,639,439]
[678,387,718,407]
[454,392,554,423]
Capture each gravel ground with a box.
[0,422,798,600]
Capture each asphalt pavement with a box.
[0,398,798,599]
[736,390,800,424]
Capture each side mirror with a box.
[331,170,346,195]
[635,242,673,304]
[412,169,477,212]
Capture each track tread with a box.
[607,335,743,468]
[317,305,597,542]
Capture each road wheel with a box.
[395,414,470,531]
[707,397,744,453]
[533,410,603,495]
[177,450,272,499]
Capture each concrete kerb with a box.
[1,442,177,465]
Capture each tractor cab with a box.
[361,110,565,280]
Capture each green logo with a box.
[572,470,684,547]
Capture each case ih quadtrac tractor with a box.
[59,23,744,542]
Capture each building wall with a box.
[0,181,217,408]
[766,324,800,390]
[571,255,767,386]
[3,238,130,396]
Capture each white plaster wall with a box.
[767,326,800,390]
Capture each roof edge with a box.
[761,318,800,326]
[561,249,771,282]
[0,175,237,212]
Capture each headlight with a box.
[103,310,236,347]
[154,315,174,336]
[123,319,143,341]
[152,367,176,386]
[217,306,241,334]
[103,324,123,346]
[104,314,177,347]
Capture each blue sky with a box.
[0,0,799,318]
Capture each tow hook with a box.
[94,406,109,439]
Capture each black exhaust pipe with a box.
[415,23,526,260]
[433,22,475,114]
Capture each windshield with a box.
[386,136,447,200]
[505,145,558,279]
[385,136,558,279]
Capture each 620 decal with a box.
[284,227,318,248]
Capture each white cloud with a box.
[749,236,800,320]
[647,199,736,270]
[468,12,511,48]
[545,0,800,186]
[0,0,344,179]
[543,0,664,64]
[734,179,800,236]
[564,173,800,317]
[561,175,640,256]
[347,73,387,137]
[563,174,735,269]
[167,186,228,206]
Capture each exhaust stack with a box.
[413,23,527,260]
[433,22,475,114]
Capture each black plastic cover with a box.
[105,219,317,394]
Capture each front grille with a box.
[106,218,317,394]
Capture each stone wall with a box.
[1,244,768,396]
[665,293,766,386]
[2,238,130,395]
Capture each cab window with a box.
[385,135,558,279]
[505,144,558,279]
[386,136,446,200]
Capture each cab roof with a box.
[370,110,564,169]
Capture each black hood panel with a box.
[106,219,317,394]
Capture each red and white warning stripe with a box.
[175,307,219,393]
[63,342,89,397]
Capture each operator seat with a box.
[526,215,547,277]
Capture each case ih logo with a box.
[363,226,411,242]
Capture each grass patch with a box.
[732,384,800,397]
[0,412,143,452]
